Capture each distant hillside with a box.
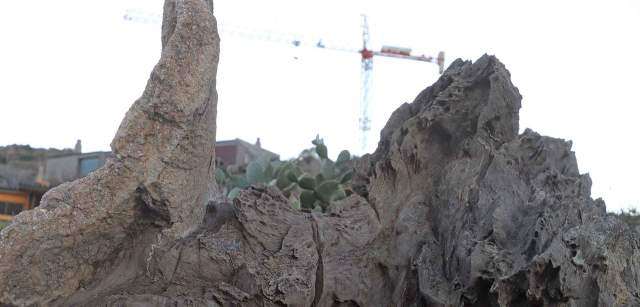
[0,144,74,165]
[0,144,74,189]
[610,209,640,232]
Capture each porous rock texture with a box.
[2,2,640,307]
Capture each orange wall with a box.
[0,191,29,222]
[0,192,28,205]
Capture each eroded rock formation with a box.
[101,55,639,307]
[1,0,639,306]
[0,0,218,305]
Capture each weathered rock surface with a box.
[101,54,638,306]
[0,0,219,305]
[2,1,640,306]
[116,55,639,306]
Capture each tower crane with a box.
[123,9,445,153]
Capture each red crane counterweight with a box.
[360,48,374,60]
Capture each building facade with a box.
[0,165,47,222]
[0,142,110,224]
[215,138,279,167]
[44,151,111,186]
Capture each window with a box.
[79,157,100,176]
[0,202,24,216]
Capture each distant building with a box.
[215,138,279,167]
[0,165,47,222]
[0,141,109,222]
[44,151,111,186]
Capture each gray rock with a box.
[1,1,639,306]
[0,0,219,305]
[77,55,640,306]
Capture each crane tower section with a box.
[359,15,374,152]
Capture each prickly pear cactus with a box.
[215,136,355,212]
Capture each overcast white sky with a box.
[0,0,638,211]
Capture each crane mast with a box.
[359,15,373,152]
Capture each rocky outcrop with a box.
[1,1,639,306]
[62,51,640,304]
[0,0,219,305]
[99,55,639,306]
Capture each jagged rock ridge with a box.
[1,0,639,306]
